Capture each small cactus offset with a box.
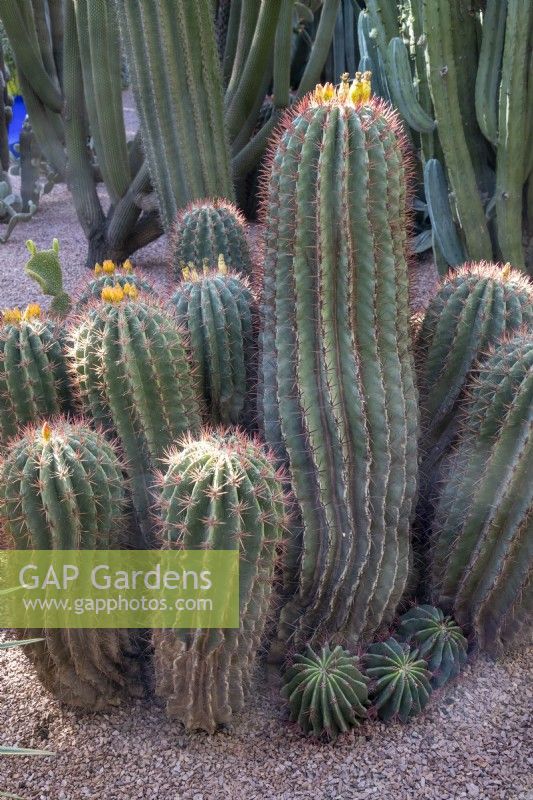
[365,638,432,723]
[0,419,142,708]
[431,332,533,653]
[260,74,418,653]
[398,605,468,688]
[417,262,533,477]
[76,259,155,308]
[153,430,287,733]
[282,644,369,739]
[24,239,71,316]
[169,199,253,280]
[70,290,202,542]
[170,258,257,425]
[0,304,74,446]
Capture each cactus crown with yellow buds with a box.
[311,71,372,108]
[2,304,41,326]
[100,282,139,303]
[181,254,229,282]
[94,259,134,276]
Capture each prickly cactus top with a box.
[398,605,468,688]
[76,259,155,308]
[365,638,432,723]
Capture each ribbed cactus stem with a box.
[153,430,287,732]
[260,79,418,654]
[70,294,202,542]
[0,420,142,707]
[431,332,533,652]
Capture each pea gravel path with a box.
[0,153,530,800]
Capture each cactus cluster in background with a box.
[431,333,533,653]
[169,199,253,280]
[398,605,468,688]
[260,75,418,655]
[0,420,142,707]
[282,644,369,739]
[154,430,287,733]
[170,260,256,425]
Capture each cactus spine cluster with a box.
[365,638,432,723]
[398,605,468,688]
[153,431,286,732]
[0,420,142,707]
[417,263,533,479]
[260,76,418,653]
[0,305,73,446]
[169,199,253,279]
[70,294,202,541]
[282,644,368,739]
[170,260,256,425]
[431,333,533,652]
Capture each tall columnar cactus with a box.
[75,260,155,308]
[153,430,287,733]
[0,305,74,446]
[282,644,368,739]
[170,260,257,426]
[70,291,202,542]
[259,76,418,654]
[0,420,142,708]
[431,332,533,653]
[416,262,533,481]
[169,199,253,279]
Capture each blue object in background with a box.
[8,95,26,158]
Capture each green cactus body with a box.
[398,605,468,688]
[169,199,253,279]
[259,80,418,654]
[417,263,533,478]
[0,307,74,446]
[365,638,432,722]
[24,239,71,316]
[282,644,368,739]
[0,420,142,708]
[153,430,286,732]
[170,263,256,425]
[70,294,202,542]
[431,332,533,652]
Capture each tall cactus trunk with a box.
[260,79,418,656]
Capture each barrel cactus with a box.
[170,258,257,425]
[153,430,287,733]
[76,259,155,308]
[365,638,432,723]
[398,605,468,688]
[70,290,202,542]
[259,74,418,654]
[169,198,253,279]
[0,419,142,708]
[417,262,533,479]
[0,304,74,446]
[282,644,369,739]
[431,332,533,653]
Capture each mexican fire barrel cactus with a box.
[365,638,432,723]
[169,199,253,280]
[153,430,287,733]
[416,262,533,480]
[170,258,257,425]
[70,288,202,542]
[76,259,155,308]
[431,332,533,653]
[259,74,418,654]
[398,605,468,688]
[282,644,369,739]
[0,304,74,446]
[0,420,142,708]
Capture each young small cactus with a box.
[0,419,142,708]
[153,429,287,733]
[0,305,74,445]
[75,259,155,308]
[169,198,253,280]
[365,638,432,723]
[24,239,71,316]
[282,644,369,739]
[397,605,468,688]
[170,258,257,425]
[70,293,202,542]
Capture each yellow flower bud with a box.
[123,282,139,299]
[2,308,22,325]
[94,263,102,275]
[218,254,228,275]
[501,262,512,280]
[122,259,134,273]
[101,285,124,303]
[41,421,52,442]
[23,303,41,321]
[102,260,116,274]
